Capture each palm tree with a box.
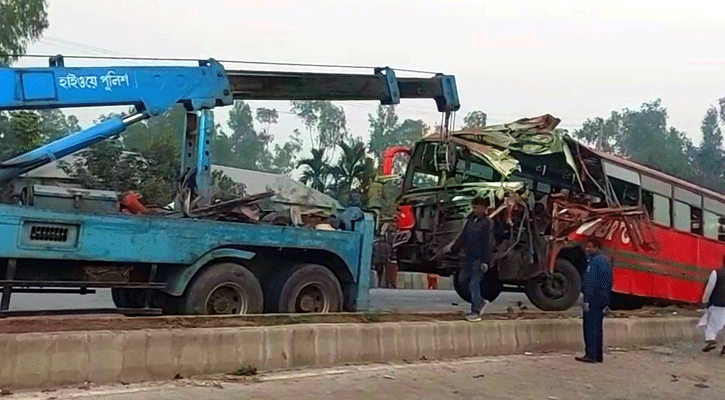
[298,148,331,193]
[329,139,375,204]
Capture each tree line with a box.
[574,98,725,194]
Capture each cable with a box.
[1,53,441,75]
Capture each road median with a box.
[0,315,701,391]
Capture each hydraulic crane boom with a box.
[0,55,459,184]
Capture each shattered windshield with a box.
[404,142,501,191]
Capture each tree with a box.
[367,104,429,160]
[573,111,624,153]
[0,0,49,65]
[575,100,692,178]
[269,128,303,174]
[694,102,725,191]
[291,101,348,153]
[298,148,331,193]
[5,111,43,155]
[36,109,82,141]
[575,99,703,190]
[329,138,374,204]
[463,110,487,128]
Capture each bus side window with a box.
[643,190,671,227]
[673,201,691,232]
[704,210,721,240]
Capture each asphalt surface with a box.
[6,289,582,316]
[12,343,724,400]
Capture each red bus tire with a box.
[525,258,581,311]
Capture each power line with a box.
[2,53,440,75]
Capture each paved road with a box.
[13,343,724,400]
[7,288,581,315]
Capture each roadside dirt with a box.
[0,305,702,335]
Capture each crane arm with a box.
[0,56,460,183]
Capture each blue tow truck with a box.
[0,56,459,316]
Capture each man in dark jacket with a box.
[440,196,493,322]
[576,238,613,363]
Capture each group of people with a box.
[441,195,725,363]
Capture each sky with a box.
[13,0,725,157]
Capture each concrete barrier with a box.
[0,317,701,391]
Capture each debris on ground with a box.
[233,365,258,376]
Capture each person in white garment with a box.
[698,257,725,355]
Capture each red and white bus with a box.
[383,115,719,311]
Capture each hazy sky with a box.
[14,0,725,154]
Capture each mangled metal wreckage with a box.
[390,114,658,311]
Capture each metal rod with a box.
[0,259,17,311]
[0,280,166,289]
[145,264,158,309]
[11,288,97,294]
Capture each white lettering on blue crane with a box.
[58,71,130,91]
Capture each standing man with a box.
[698,256,725,355]
[576,238,613,363]
[439,196,493,322]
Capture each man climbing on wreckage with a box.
[438,196,498,322]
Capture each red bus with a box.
[384,114,717,311]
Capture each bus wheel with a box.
[182,262,264,315]
[525,258,581,311]
[267,264,343,313]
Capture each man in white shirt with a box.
[698,257,725,355]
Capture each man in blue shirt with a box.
[576,238,613,363]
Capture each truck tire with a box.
[266,263,343,313]
[111,288,130,308]
[453,268,502,304]
[524,258,581,311]
[111,288,145,308]
[181,262,264,315]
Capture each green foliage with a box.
[269,128,303,174]
[298,148,331,193]
[575,98,725,194]
[291,100,348,152]
[6,110,43,154]
[367,105,429,160]
[212,102,301,174]
[328,138,375,205]
[0,0,49,65]
[463,110,487,128]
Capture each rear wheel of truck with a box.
[452,268,502,304]
[266,263,343,313]
[111,288,145,308]
[181,262,264,315]
[524,258,581,311]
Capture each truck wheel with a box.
[266,264,343,313]
[182,262,264,315]
[111,288,145,308]
[524,258,581,311]
[453,268,502,304]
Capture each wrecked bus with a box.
[384,114,718,311]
